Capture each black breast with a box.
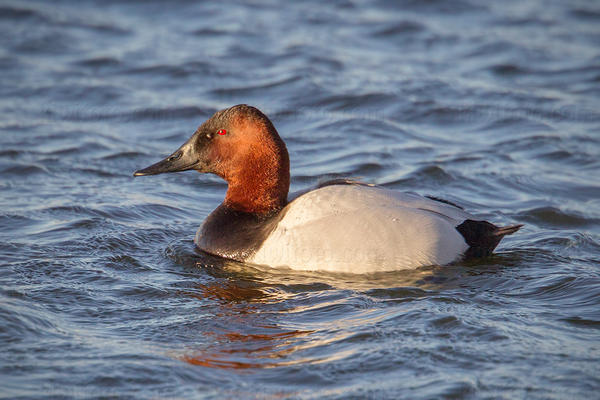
[195,204,282,261]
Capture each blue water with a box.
[1,0,599,398]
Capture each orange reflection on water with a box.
[182,277,290,305]
[181,355,264,370]
[187,283,268,303]
[181,328,314,370]
[178,279,315,370]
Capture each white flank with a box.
[248,185,471,273]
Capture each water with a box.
[1,0,599,398]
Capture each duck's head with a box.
[134,104,290,215]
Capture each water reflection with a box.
[174,254,524,371]
[198,256,458,291]
[188,280,273,304]
[178,278,313,370]
[181,327,313,370]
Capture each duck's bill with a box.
[133,148,199,177]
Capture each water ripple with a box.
[1,0,599,398]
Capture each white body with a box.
[248,185,472,273]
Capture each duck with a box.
[134,104,522,273]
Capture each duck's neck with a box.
[223,148,290,216]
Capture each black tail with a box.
[493,224,523,237]
[456,220,523,258]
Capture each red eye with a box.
[217,129,227,135]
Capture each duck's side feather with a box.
[248,185,471,273]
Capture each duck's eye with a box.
[217,129,227,136]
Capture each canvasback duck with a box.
[134,104,522,273]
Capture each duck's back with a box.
[248,185,471,273]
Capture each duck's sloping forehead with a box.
[196,108,228,131]
[201,105,247,128]
[212,107,234,121]
[197,104,271,132]
[220,104,268,122]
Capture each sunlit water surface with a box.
[1,0,599,398]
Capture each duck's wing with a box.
[284,183,522,260]
[287,178,371,203]
[382,187,523,256]
[288,180,473,225]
